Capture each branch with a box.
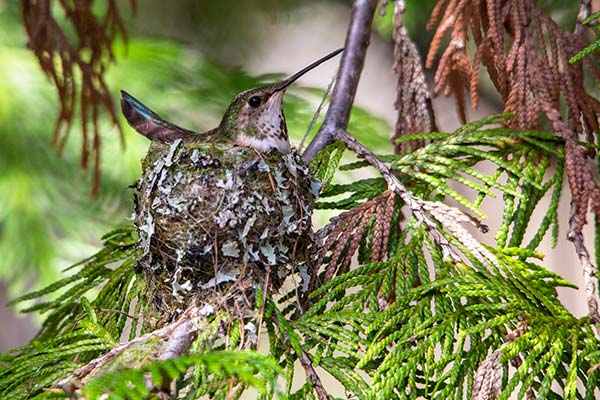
[301,0,490,267]
[58,304,215,391]
[300,350,331,400]
[269,313,331,400]
[330,128,495,265]
[567,199,600,327]
[302,0,379,162]
[576,0,593,34]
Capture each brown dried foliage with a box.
[427,0,600,233]
[20,0,135,194]
[390,1,437,154]
[317,191,397,283]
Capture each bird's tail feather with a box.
[120,90,197,142]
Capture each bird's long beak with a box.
[275,48,344,91]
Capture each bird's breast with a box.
[234,132,291,154]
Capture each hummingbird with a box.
[121,48,343,154]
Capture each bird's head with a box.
[219,48,343,154]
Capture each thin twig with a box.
[303,0,379,162]
[299,72,337,151]
[575,0,593,34]
[299,350,331,400]
[269,314,331,400]
[333,128,462,262]
[94,307,138,321]
[567,199,600,327]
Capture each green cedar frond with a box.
[582,9,600,25]
[319,356,369,398]
[81,351,283,400]
[570,39,600,64]
[309,141,345,188]
[353,255,594,399]
[525,158,564,249]
[0,319,114,399]
[0,228,141,399]
[317,178,386,210]
[11,227,136,307]
[289,383,318,400]
[10,226,139,340]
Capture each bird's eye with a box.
[248,96,261,108]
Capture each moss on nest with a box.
[133,139,317,319]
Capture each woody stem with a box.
[302,0,379,162]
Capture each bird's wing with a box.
[120,90,198,142]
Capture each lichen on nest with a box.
[132,139,318,317]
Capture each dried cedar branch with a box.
[318,191,396,281]
[20,0,135,195]
[299,350,331,400]
[472,321,528,400]
[426,0,600,234]
[390,0,437,154]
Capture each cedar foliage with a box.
[2,1,600,399]
[426,0,600,234]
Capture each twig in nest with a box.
[252,148,276,192]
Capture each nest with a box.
[133,139,317,319]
